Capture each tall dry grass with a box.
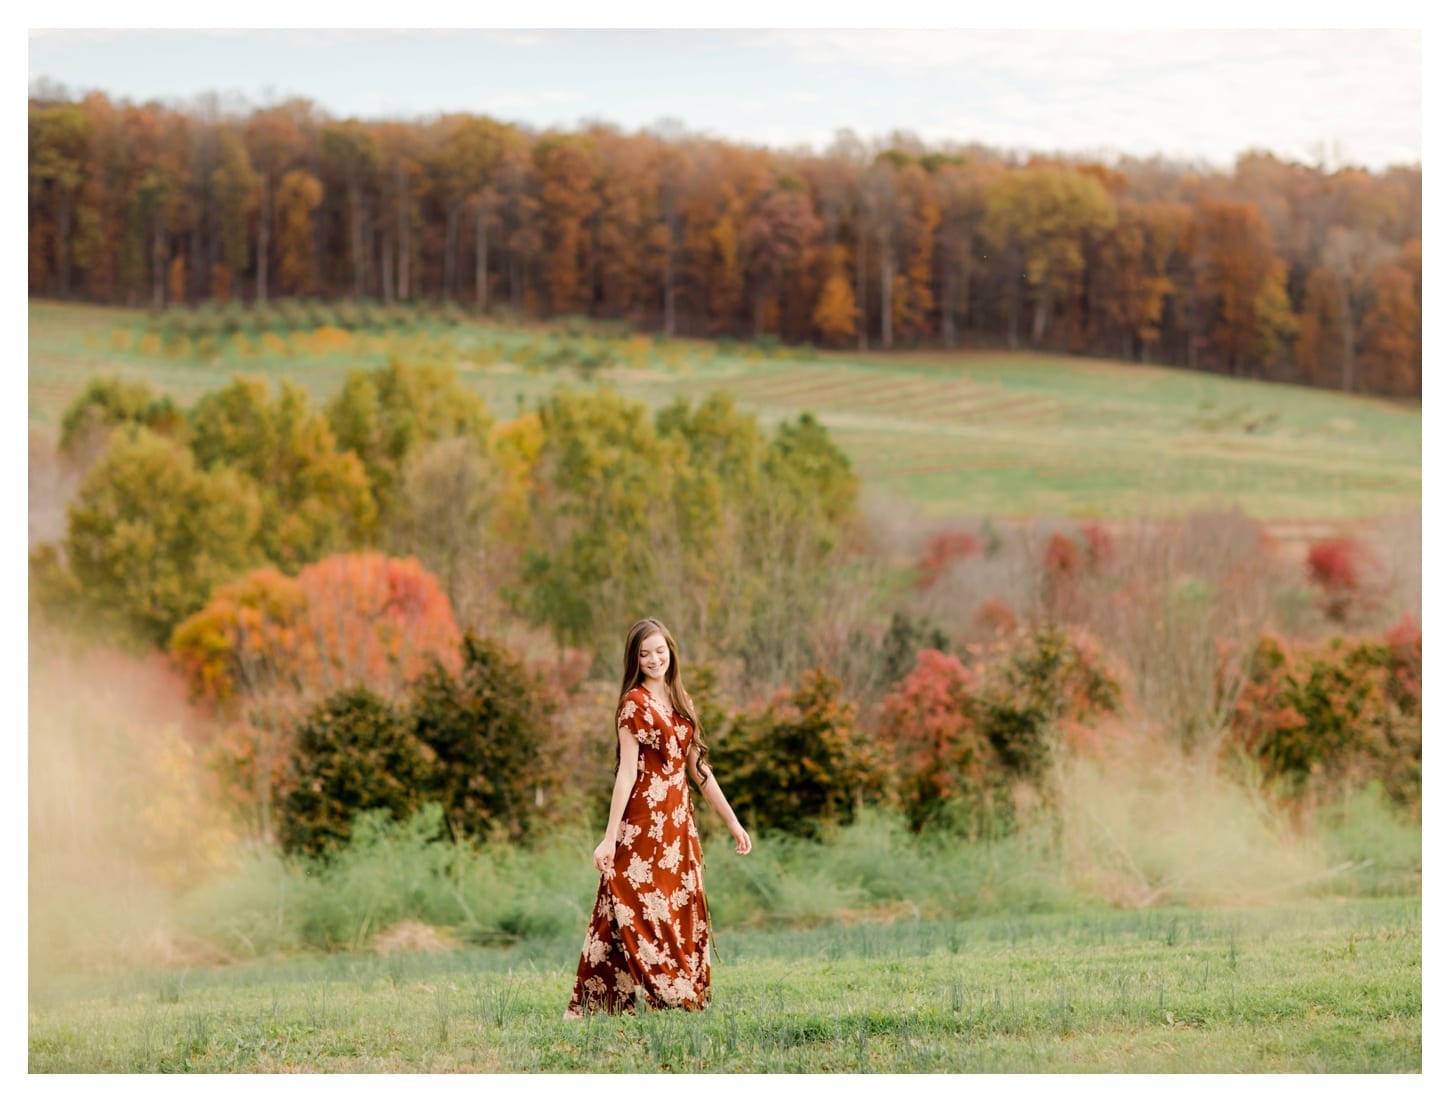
[29,644,240,976]
[893,504,1426,751]
[28,431,79,551]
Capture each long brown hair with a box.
[617,617,712,783]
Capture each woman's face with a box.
[638,632,670,681]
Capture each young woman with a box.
[564,617,752,1017]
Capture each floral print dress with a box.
[567,686,711,1015]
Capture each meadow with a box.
[27,299,1422,1075]
[28,897,1420,1073]
[27,301,1420,522]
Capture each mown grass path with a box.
[28,302,1419,521]
[29,898,1420,1072]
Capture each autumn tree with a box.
[325,359,493,526]
[189,376,376,569]
[1321,226,1395,392]
[652,139,690,336]
[274,168,323,295]
[243,104,304,303]
[1294,265,1344,387]
[58,375,187,466]
[534,133,600,315]
[1359,261,1420,396]
[28,103,93,298]
[1092,200,1186,361]
[743,183,822,339]
[1252,260,1298,372]
[590,126,659,321]
[211,126,259,301]
[985,165,1117,348]
[1192,198,1283,374]
[432,114,517,303]
[878,648,997,832]
[936,159,1000,349]
[47,428,263,646]
[320,119,381,299]
[863,156,901,347]
[891,160,940,344]
[169,552,462,839]
[812,245,859,346]
[704,179,748,334]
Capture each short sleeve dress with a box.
[566,686,711,1015]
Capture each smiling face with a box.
[638,632,670,682]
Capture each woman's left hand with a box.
[730,822,752,856]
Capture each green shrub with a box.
[409,635,561,843]
[277,687,429,858]
[710,668,887,839]
[1224,617,1421,811]
[975,625,1124,782]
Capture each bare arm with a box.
[593,723,640,873]
[688,746,752,855]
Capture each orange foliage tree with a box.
[535,133,599,315]
[169,551,462,840]
[811,245,858,346]
[1193,198,1279,374]
[1222,617,1421,812]
[1360,262,1420,396]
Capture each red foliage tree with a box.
[972,598,1017,637]
[1305,535,1383,623]
[915,528,983,589]
[1079,521,1113,569]
[1042,531,1081,578]
[1223,621,1421,811]
[169,551,462,839]
[878,648,995,830]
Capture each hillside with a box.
[28,301,1420,522]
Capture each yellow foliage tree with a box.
[812,267,858,347]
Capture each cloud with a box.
[475,89,585,115]
[757,28,1419,167]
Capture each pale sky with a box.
[27,22,1422,171]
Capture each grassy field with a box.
[28,897,1419,1072]
[27,301,1420,521]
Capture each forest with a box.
[27,88,1421,396]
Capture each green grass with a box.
[28,301,1419,521]
[28,897,1420,1072]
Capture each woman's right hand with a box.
[593,835,616,874]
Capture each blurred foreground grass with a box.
[29,897,1419,1072]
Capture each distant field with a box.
[28,301,1421,521]
[28,898,1420,1072]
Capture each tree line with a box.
[29,89,1420,395]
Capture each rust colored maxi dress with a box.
[566,686,711,1015]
